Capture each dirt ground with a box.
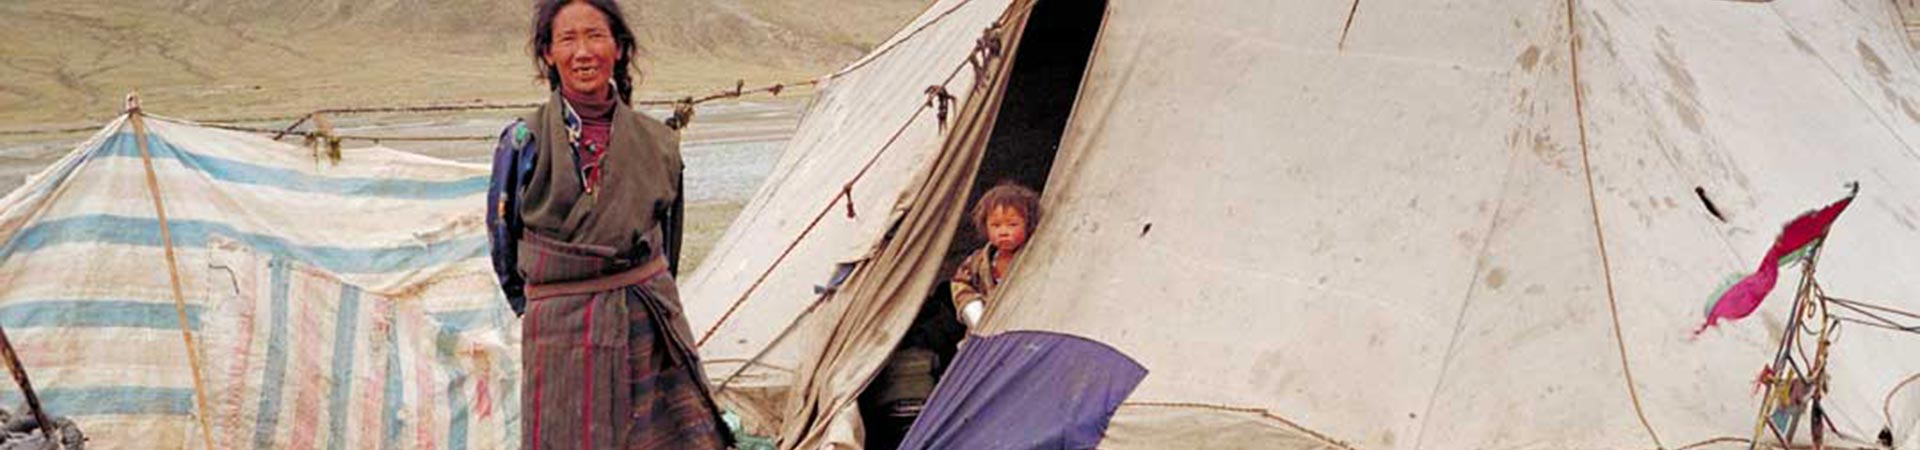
[0,0,932,125]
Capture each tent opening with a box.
[857,0,1109,447]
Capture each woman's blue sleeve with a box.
[487,121,536,315]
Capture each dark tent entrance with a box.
[854,0,1111,448]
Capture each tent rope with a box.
[1668,436,1881,450]
[126,94,219,450]
[1822,295,1920,321]
[1117,401,1356,449]
[196,121,503,143]
[693,96,935,348]
[712,290,835,394]
[4,85,806,140]
[1824,296,1920,335]
[1886,372,1920,440]
[1564,0,1667,448]
[699,358,797,376]
[825,0,982,81]
[1674,437,1751,450]
[694,19,995,348]
[0,124,100,137]
[253,79,815,143]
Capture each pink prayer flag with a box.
[1695,187,1856,335]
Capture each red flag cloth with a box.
[1696,190,1855,335]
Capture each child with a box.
[950,181,1041,328]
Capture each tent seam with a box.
[1119,401,1355,449]
[1338,0,1363,50]
[1766,4,1920,166]
[1407,108,1523,450]
[825,0,983,82]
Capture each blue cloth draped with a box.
[899,330,1147,450]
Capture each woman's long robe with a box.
[493,91,730,450]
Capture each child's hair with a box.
[970,181,1041,241]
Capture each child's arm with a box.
[959,299,985,327]
[951,264,986,327]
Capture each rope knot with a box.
[967,24,1005,88]
[666,98,698,130]
[924,85,956,130]
[840,182,857,219]
[302,133,342,164]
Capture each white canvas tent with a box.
[684,0,1920,448]
[0,113,520,449]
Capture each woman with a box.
[486,1,731,448]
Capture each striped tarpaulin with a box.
[0,115,520,449]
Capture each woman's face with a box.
[545,2,620,99]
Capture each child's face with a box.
[986,205,1029,254]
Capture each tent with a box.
[683,0,1920,448]
[0,113,520,449]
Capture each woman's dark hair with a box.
[970,181,1041,240]
[530,0,640,104]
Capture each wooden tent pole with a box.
[125,93,218,450]
[0,323,54,442]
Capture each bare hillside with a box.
[0,0,933,126]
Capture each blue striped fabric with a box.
[0,214,486,274]
[0,387,195,417]
[0,117,519,449]
[442,326,472,450]
[251,260,292,450]
[381,301,405,450]
[429,308,507,333]
[0,300,202,330]
[95,133,489,200]
[325,286,362,450]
